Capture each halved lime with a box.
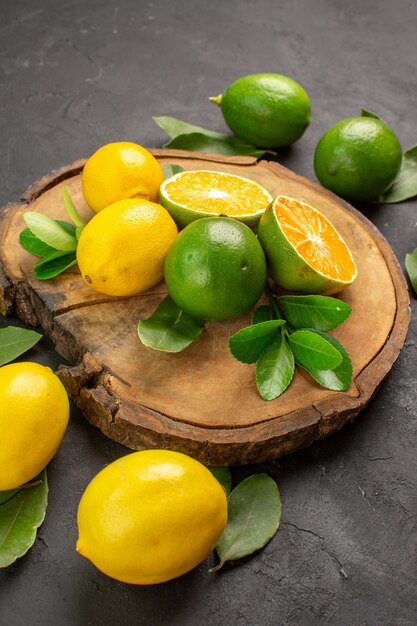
[258,195,357,294]
[159,170,273,230]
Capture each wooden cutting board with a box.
[0,150,410,465]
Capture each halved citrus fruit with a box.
[257,195,357,294]
[159,170,273,229]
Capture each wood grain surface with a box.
[0,150,410,465]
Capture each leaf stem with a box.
[61,186,86,231]
[265,283,283,320]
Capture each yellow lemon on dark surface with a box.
[0,362,69,490]
[76,450,228,585]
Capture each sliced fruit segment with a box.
[160,170,273,229]
[258,195,357,294]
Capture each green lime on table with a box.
[210,73,311,148]
[314,116,402,201]
[164,217,267,321]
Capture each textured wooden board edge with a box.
[0,152,411,465]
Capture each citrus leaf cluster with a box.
[228,290,353,400]
[19,186,85,280]
[0,327,48,568]
[209,469,281,571]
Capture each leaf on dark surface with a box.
[405,246,417,295]
[255,334,295,401]
[154,116,228,140]
[361,109,381,119]
[34,251,77,280]
[297,330,353,391]
[279,295,351,331]
[209,468,232,497]
[213,474,281,571]
[0,326,42,366]
[137,295,204,352]
[163,133,267,158]
[0,470,48,568]
[376,146,417,204]
[288,329,343,371]
[228,319,286,364]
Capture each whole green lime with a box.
[211,73,311,148]
[164,218,267,321]
[314,117,402,201]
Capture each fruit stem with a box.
[209,94,223,106]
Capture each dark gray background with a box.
[1,1,416,625]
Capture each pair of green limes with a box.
[212,73,402,202]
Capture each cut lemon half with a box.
[257,195,357,294]
[159,170,273,229]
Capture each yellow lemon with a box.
[82,142,164,213]
[0,362,70,490]
[76,450,228,585]
[76,199,178,297]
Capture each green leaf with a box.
[405,246,417,295]
[154,116,228,140]
[256,334,295,401]
[163,164,186,179]
[0,470,48,568]
[0,326,42,366]
[288,329,343,370]
[361,109,381,119]
[228,320,286,364]
[23,212,78,252]
[138,295,204,352]
[279,295,351,331]
[376,146,417,204]
[19,228,56,257]
[297,330,353,391]
[213,474,281,570]
[61,186,86,236]
[34,251,77,280]
[163,133,267,158]
[209,468,232,497]
[251,305,273,325]
[0,489,20,506]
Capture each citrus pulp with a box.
[164,217,267,321]
[76,449,228,585]
[0,362,69,490]
[257,195,357,294]
[159,169,273,229]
